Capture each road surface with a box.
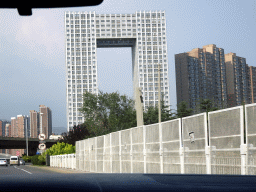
[0,164,256,192]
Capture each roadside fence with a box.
[51,103,256,175]
[50,153,76,169]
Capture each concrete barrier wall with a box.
[182,113,208,174]
[50,154,76,169]
[51,103,256,175]
[245,103,256,175]
[209,106,243,175]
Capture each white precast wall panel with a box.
[104,134,111,173]
[209,106,243,175]
[121,129,132,173]
[96,136,103,173]
[245,103,256,175]
[162,119,181,173]
[75,141,80,169]
[145,123,160,173]
[131,126,144,173]
[82,139,87,171]
[111,131,121,173]
[90,137,97,173]
[182,113,208,174]
[79,140,84,170]
[84,139,90,172]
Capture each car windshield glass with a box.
[0,0,255,180]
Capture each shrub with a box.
[22,155,32,163]
[31,155,45,165]
[44,142,75,156]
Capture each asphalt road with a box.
[1,165,256,192]
[0,163,89,174]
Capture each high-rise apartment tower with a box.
[225,52,253,107]
[175,44,227,111]
[175,44,256,111]
[30,110,39,138]
[65,11,170,131]
[39,105,52,139]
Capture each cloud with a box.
[14,10,64,62]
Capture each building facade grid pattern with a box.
[65,11,170,131]
[176,45,256,112]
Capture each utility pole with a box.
[158,63,161,123]
[40,113,44,135]
[26,116,28,156]
[135,87,144,126]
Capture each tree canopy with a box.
[197,98,219,113]
[79,91,175,137]
[143,99,176,125]
[59,124,92,145]
[176,101,193,118]
[79,91,137,137]
[44,142,75,156]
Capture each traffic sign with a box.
[16,151,20,156]
[38,143,46,150]
[39,140,46,144]
[39,133,46,140]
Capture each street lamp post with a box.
[40,113,44,135]
[158,63,161,123]
[26,116,28,156]
[39,113,44,154]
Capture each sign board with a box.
[16,151,20,156]
[38,133,46,141]
[38,143,46,150]
[39,140,46,144]
[36,149,44,154]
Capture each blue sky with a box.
[0,0,255,134]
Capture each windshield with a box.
[0,0,256,182]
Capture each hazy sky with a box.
[0,0,255,134]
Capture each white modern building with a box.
[65,11,170,131]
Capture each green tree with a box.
[176,101,193,118]
[80,91,137,137]
[31,155,44,165]
[44,142,75,156]
[21,154,31,163]
[198,98,219,113]
[143,99,176,125]
[59,124,92,145]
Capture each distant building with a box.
[30,110,39,138]
[5,123,10,137]
[175,44,256,112]
[39,105,52,139]
[15,115,30,138]
[11,117,17,137]
[225,52,253,107]
[249,66,256,103]
[175,44,227,112]
[17,115,24,138]
[0,120,10,137]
